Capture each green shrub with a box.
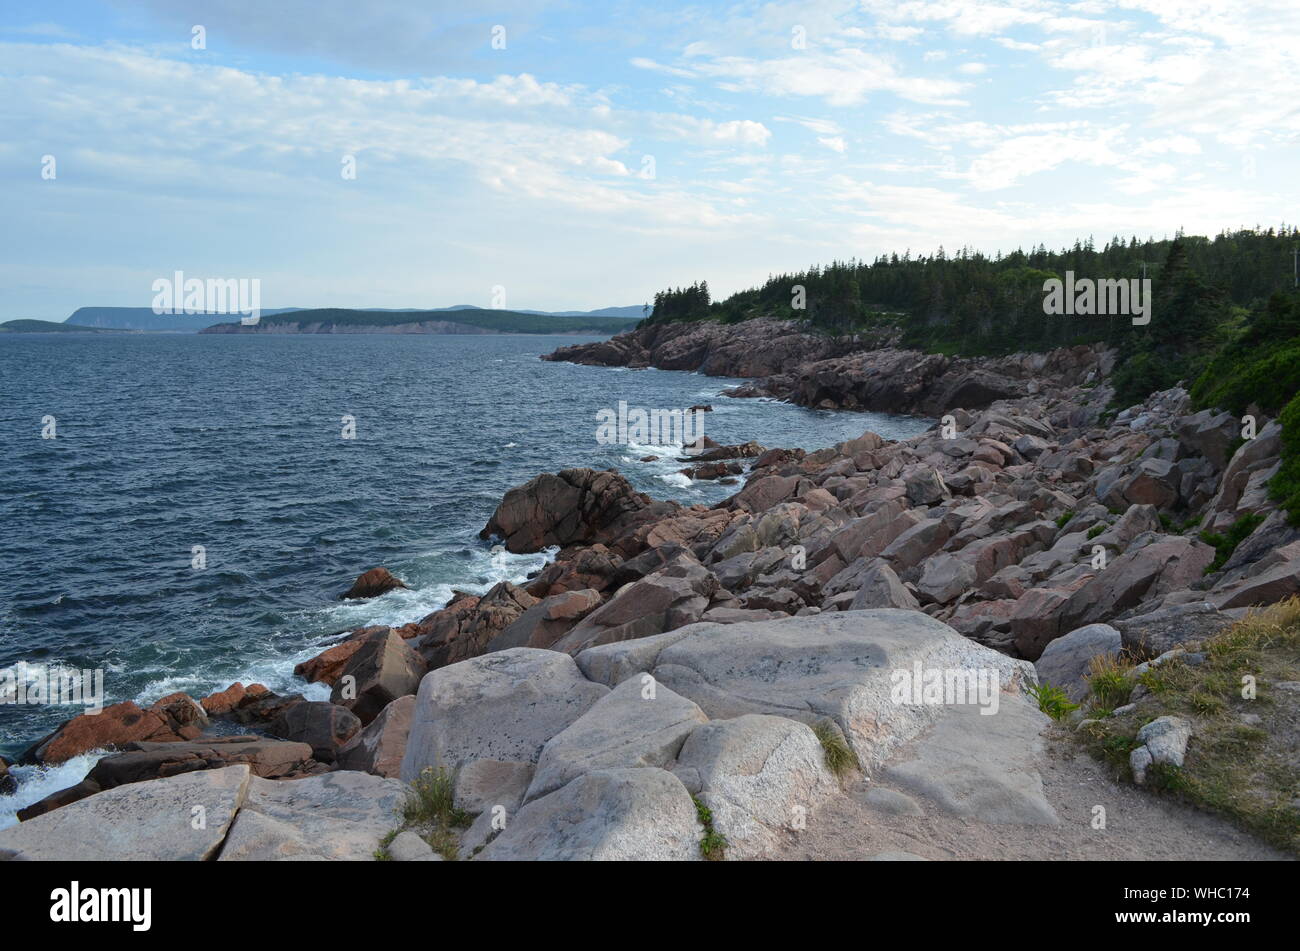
[1192,341,1300,416]
[1025,680,1079,721]
[1199,512,1266,573]
[1112,350,1188,410]
[1272,391,1300,525]
[402,766,467,829]
[693,796,727,860]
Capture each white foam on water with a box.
[116,544,559,710]
[659,471,693,488]
[316,545,558,631]
[0,750,106,831]
[625,441,682,456]
[218,543,564,701]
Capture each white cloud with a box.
[650,115,772,146]
[0,42,763,234]
[638,47,968,106]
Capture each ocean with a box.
[0,332,929,820]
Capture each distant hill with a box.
[513,305,645,318]
[0,319,127,333]
[64,304,642,332]
[199,307,635,335]
[66,307,297,332]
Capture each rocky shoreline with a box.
[543,317,1113,415]
[4,327,1298,860]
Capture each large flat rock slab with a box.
[882,694,1058,825]
[218,771,406,861]
[401,648,609,782]
[578,611,1034,770]
[0,765,251,861]
[477,767,700,861]
[526,675,707,802]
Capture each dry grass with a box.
[1076,598,1300,854]
[1085,651,1137,713]
[375,766,471,861]
[812,718,860,779]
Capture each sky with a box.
[1,0,1297,320]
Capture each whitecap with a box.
[0,751,107,831]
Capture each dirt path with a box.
[774,721,1291,861]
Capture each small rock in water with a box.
[340,566,409,600]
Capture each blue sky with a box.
[2,0,1297,319]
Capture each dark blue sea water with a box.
[0,332,928,817]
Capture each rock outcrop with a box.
[20,700,192,765]
[544,318,1108,415]
[480,468,652,553]
[217,771,407,861]
[408,610,1040,859]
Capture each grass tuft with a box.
[1073,598,1300,854]
[1025,680,1079,721]
[812,718,860,778]
[375,766,473,861]
[1086,653,1135,709]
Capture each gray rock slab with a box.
[883,694,1058,825]
[400,648,608,782]
[218,771,406,861]
[0,765,251,861]
[476,767,700,861]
